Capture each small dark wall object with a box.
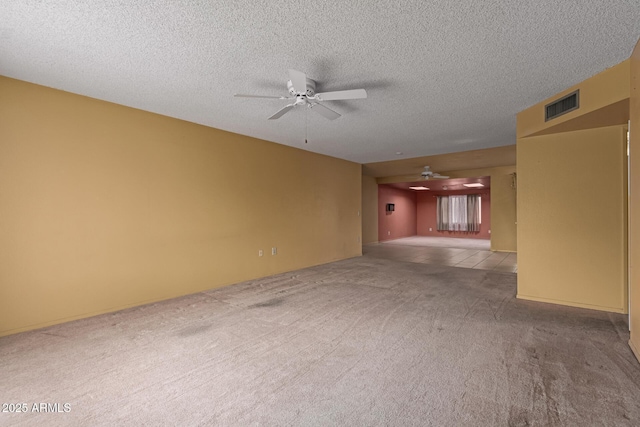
[386,203,395,212]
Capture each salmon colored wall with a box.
[0,76,362,337]
[378,185,417,241]
[416,190,491,239]
[378,166,516,252]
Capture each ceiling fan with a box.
[235,69,367,120]
[421,166,450,180]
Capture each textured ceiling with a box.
[1,1,639,164]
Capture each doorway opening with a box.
[377,176,491,246]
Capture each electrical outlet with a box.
[429,227,432,231]
[357,210,360,216]
[488,230,491,234]
[258,249,263,257]
[272,247,277,255]
[357,236,361,243]
[387,231,391,236]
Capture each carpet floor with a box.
[1,256,638,426]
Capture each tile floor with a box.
[364,237,517,273]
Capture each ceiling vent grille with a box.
[545,90,579,121]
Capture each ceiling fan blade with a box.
[235,94,289,99]
[268,104,294,120]
[311,103,341,120]
[288,69,308,94]
[316,89,367,101]
[433,174,450,179]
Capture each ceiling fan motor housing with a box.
[287,78,316,97]
[235,69,366,120]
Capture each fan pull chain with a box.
[305,105,308,144]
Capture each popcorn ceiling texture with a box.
[1,1,639,163]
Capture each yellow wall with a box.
[0,76,362,337]
[517,126,627,313]
[630,39,640,361]
[361,174,378,244]
[494,171,517,253]
[516,59,632,315]
[517,60,630,138]
[377,165,517,252]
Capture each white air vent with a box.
[545,90,579,121]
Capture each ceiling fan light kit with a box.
[235,69,367,121]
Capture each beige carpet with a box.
[0,256,638,426]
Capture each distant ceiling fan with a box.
[421,166,449,180]
[235,69,367,120]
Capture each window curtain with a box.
[449,195,468,231]
[467,194,480,232]
[436,194,481,232]
[436,196,449,231]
